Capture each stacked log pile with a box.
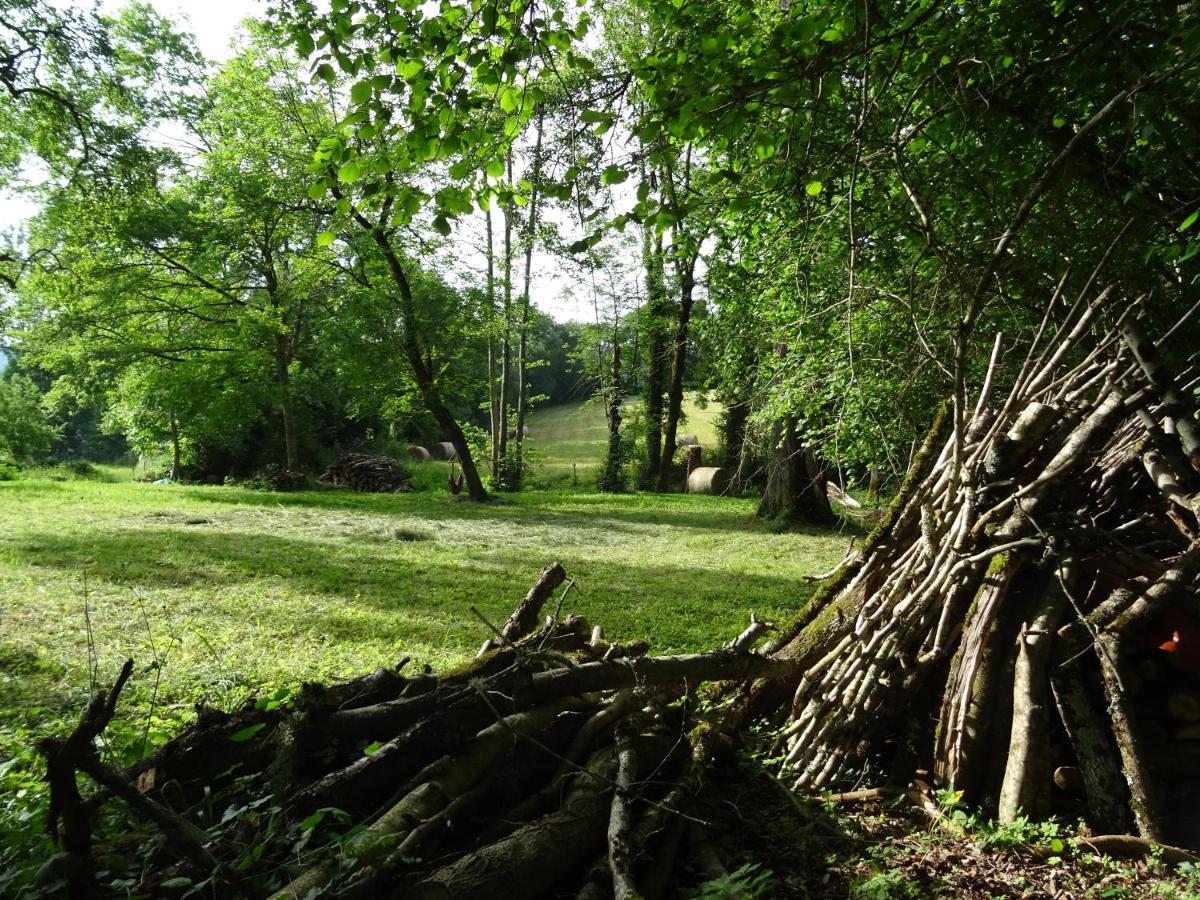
[319,453,413,493]
[761,289,1200,846]
[35,289,1200,895]
[40,565,799,897]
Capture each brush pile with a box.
[759,288,1200,848]
[34,289,1200,896]
[319,453,413,493]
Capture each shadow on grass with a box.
[8,525,824,652]
[173,483,839,535]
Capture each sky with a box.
[0,0,604,322]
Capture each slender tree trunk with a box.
[654,257,696,492]
[169,411,181,481]
[515,111,544,482]
[600,340,624,493]
[486,208,499,480]
[641,220,669,490]
[497,153,514,487]
[274,333,298,472]
[370,229,488,501]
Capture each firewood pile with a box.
[38,564,799,897]
[33,288,1200,896]
[758,287,1200,848]
[319,452,413,493]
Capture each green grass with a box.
[524,392,723,488]
[0,475,844,758]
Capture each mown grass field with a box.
[0,466,847,864]
[524,392,723,488]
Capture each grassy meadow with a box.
[0,400,847,880]
[523,392,723,488]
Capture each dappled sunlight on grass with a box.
[0,476,847,771]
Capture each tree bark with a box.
[757,419,835,525]
[486,207,500,481]
[369,229,488,501]
[654,253,696,493]
[600,341,625,492]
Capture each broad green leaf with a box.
[295,32,314,57]
[601,165,629,186]
[432,216,451,236]
[308,180,329,201]
[363,741,384,755]
[316,231,335,248]
[398,59,422,80]
[1179,210,1198,232]
[299,810,326,830]
[486,158,505,179]
[338,160,364,183]
[350,80,373,104]
[1052,115,1066,128]
[229,723,267,743]
[806,180,824,196]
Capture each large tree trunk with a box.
[757,419,835,525]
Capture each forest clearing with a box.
[3,0,1200,896]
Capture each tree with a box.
[0,371,57,461]
[274,0,592,500]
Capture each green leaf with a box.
[486,158,505,179]
[229,723,266,743]
[820,28,842,41]
[398,59,422,80]
[338,160,364,183]
[805,180,824,196]
[308,180,329,201]
[316,231,335,248]
[432,216,452,236]
[1179,210,1199,232]
[754,142,776,160]
[1052,115,1066,128]
[601,165,629,186]
[161,877,193,889]
[363,740,384,756]
[499,87,519,113]
[350,80,373,104]
[294,32,314,58]
[1050,838,1065,854]
[299,810,327,831]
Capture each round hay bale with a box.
[677,434,700,447]
[431,441,458,461]
[407,445,432,463]
[687,466,729,495]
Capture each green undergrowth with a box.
[0,474,847,888]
